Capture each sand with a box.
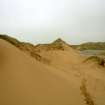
[0,38,105,105]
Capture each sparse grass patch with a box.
[0,35,21,47]
[80,79,95,105]
[83,56,105,67]
[0,35,50,64]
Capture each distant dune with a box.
[71,42,105,50]
[0,35,105,105]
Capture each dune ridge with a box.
[0,35,105,105]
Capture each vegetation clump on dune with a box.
[35,38,70,51]
[0,35,50,64]
[84,56,105,67]
[0,35,21,47]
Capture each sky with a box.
[0,0,105,44]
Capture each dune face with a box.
[0,36,105,105]
[0,39,85,105]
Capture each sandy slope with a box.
[0,39,85,105]
[0,38,105,105]
[32,39,105,105]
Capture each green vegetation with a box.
[71,42,105,50]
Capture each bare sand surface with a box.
[0,39,105,105]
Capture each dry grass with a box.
[30,52,51,64]
[83,56,105,67]
[0,35,21,47]
[80,79,95,105]
[0,35,50,64]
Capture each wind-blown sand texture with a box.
[0,36,105,105]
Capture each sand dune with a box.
[0,37,105,105]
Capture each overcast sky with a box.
[0,0,105,44]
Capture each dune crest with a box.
[0,35,105,105]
